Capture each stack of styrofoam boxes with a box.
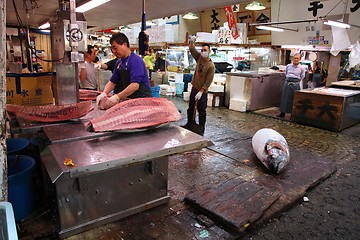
[158,84,176,96]
[158,24,174,43]
[207,74,226,107]
[167,72,183,96]
[183,83,192,101]
[167,72,183,84]
[149,20,174,43]
[196,32,217,43]
[229,76,247,112]
[121,27,140,45]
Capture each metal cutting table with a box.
[39,107,212,238]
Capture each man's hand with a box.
[189,35,197,42]
[96,92,107,105]
[105,94,120,109]
[195,91,203,100]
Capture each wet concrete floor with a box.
[17,96,360,240]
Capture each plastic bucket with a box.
[176,82,184,96]
[6,138,29,156]
[151,86,160,98]
[7,155,36,221]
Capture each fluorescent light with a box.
[257,26,284,32]
[38,22,50,29]
[183,12,198,20]
[76,0,110,13]
[323,20,350,29]
[245,1,266,11]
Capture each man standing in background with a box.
[182,37,215,135]
[277,53,305,118]
[79,45,98,90]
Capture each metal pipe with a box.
[249,19,318,26]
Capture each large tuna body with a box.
[251,128,290,173]
[6,101,93,123]
[79,89,103,101]
[89,97,181,132]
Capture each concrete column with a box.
[0,0,7,201]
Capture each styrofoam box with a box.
[196,32,217,43]
[187,83,192,92]
[207,93,220,107]
[168,72,183,83]
[183,91,190,101]
[208,84,224,92]
[207,94,213,107]
[229,98,247,112]
[158,29,174,42]
[157,24,172,31]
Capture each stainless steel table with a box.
[41,125,212,238]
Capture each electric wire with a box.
[11,0,64,63]
[323,0,345,18]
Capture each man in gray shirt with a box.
[277,53,305,118]
[79,45,98,90]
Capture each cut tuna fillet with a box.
[6,101,94,123]
[80,89,102,101]
[89,98,181,132]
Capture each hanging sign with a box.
[224,6,239,40]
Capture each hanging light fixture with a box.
[323,20,350,29]
[245,1,266,11]
[76,0,111,13]
[183,12,198,20]
[256,26,284,32]
[38,22,50,29]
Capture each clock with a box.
[308,52,318,61]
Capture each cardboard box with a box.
[6,73,54,105]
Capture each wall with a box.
[178,14,202,42]
[271,0,360,46]
[199,0,272,44]
[33,32,53,72]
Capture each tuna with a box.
[251,128,290,174]
[79,89,103,101]
[89,98,181,132]
[6,101,94,123]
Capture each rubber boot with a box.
[181,108,195,129]
[198,113,206,135]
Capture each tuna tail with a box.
[265,140,290,173]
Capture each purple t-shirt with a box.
[110,52,150,88]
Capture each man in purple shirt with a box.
[96,33,152,109]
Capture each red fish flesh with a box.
[89,98,181,132]
[79,89,102,101]
[6,101,94,123]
